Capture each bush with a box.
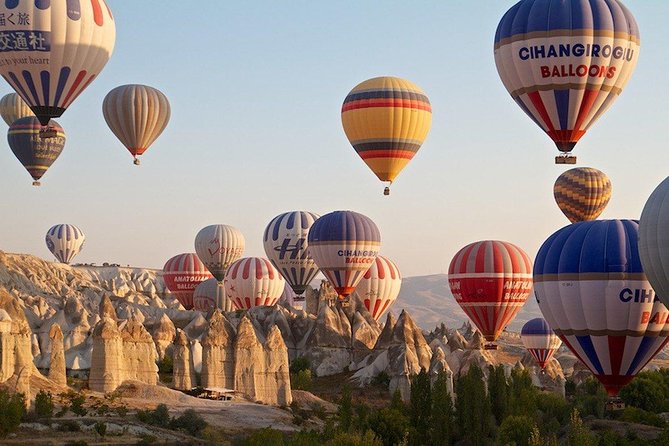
[0,389,25,438]
[290,357,311,375]
[498,415,537,446]
[34,390,54,420]
[136,404,170,428]
[619,377,667,413]
[618,406,666,428]
[243,427,285,445]
[95,421,107,437]
[170,409,207,437]
[323,430,382,446]
[368,408,409,446]
[69,393,87,417]
[370,371,390,389]
[135,434,158,445]
[57,420,81,432]
[291,369,313,391]
[158,354,173,374]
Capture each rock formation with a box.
[151,313,176,360]
[201,310,236,389]
[429,346,454,396]
[119,318,158,386]
[47,324,67,386]
[0,289,39,384]
[172,329,194,390]
[263,325,292,406]
[89,316,123,393]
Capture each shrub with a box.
[0,390,25,438]
[290,357,311,375]
[94,421,107,437]
[291,369,313,391]
[618,406,666,428]
[136,404,170,428]
[57,420,81,432]
[498,415,537,446]
[243,427,286,445]
[619,377,667,413]
[69,393,87,417]
[370,371,390,389]
[170,409,207,437]
[34,390,54,420]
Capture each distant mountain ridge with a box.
[391,274,543,332]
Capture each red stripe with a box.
[573,89,599,132]
[242,258,251,280]
[342,99,432,113]
[91,0,103,26]
[255,258,263,280]
[492,242,504,277]
[474,242,486,274]
[376,257,385,279]
[527,91,556,133]
[60,71,88,109]
[63,74,97,108]
[608,335,626,376]
[230,259,241,280]
[263,258,275,279]
[357,150,416,160]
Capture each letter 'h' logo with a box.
[274,238,307,260]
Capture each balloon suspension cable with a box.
[32,181,41,187]
[133,157,141,166]
[39,126,58,139]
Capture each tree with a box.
[408,368,432,446]
[368,407,409,446]
[497,415,536,446]
[324,430,382,446]
[69,392,87,417]
[431,372,455,446]
[170,409,207,437]
[566,409,596,446]
[488,365,510,424]
[508,368,537,419]
[455,364,493,446]
[0,390,25,438]
[619,377,666,413]
[34,390,54,420]
[338,385,353,432]
[94,421,107,438]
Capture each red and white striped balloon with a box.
[163,253,213,310]
[193,278,236,312]
[354,255,402,321]
[224,257,285,310]
[448,240,532,343]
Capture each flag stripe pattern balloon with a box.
[263,211,320,296]
[163,253,213,310]
[639,176,669,309]
[193,278,235,312]
[354,255,402,321]
[521,318,562,369]
[494,0,640,153]
[554,167,612,223]
[8,116,65,183]
[45,224,85,264]
[0,93,33,125]
[448,240,532,343]
[194,225,245,282]
[534,220,669,396]
[0,0,116,125]
[307,211,381,298]
[102,84,171,160]
[341,77,431,183]
[224,257,285,310]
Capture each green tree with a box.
[368,407,409,446]
[408,368,432,446]
[508,368,538,419]
[338,385,353,432]
[291,369,313,391]
[498,415,536,446]
[244,427,285,446]
[566,409,596,446]
[290,357,311,374]
[136,403,170,428]
[94,421,107,438]
[431,372,455,446]
[455,364,493,446]
[69,392,87,417]
[0,390,25,438]
[573,378,608,418]
[34,390,54,420]
[324,430,382,446]
[619,377,666,412]
[488,365,510,424]
[170,409,207,437]
[390,388,404,411]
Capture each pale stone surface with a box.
[263,325,292,406]
[172,330,194,390]
[47,324,67,386]
[429,347,454,396]
[120,318,158,386]
[89,317,123,393]
[201,310,235,389]
[234,316,264,402]
[152,313,176,360]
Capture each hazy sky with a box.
[1,1,667,277]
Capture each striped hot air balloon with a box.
[494,0,640,163]
[0,0,116,126]
[354,255,402,321]
[341,76,432,195]
[103,85,171,165]
[163,253,213,310]
[193,278,235,312]
[554,167,612,223]
[521,318,562,369]
[194,225,245,282]
[8,117,65,186]
[45,224,85,264]
[263,211,320,299]
[448,240,533,347]
[534,220,669,396]
[224,257,285,310]
[307,211,381,300]
[0,93,34,125]
[640,177,669,309]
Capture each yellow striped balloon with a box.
[0,93,34,126]
[553,167,612,223]
[102,84,171,165]
[341,76,431,195]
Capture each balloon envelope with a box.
[45,224,85,264]
[102,84,171,163]
[354,255,402,321]
[494,0,640,155]
[194,225,245,282]
[193,278,235,312]
[341,76,431,191]
[521,318,562,369]
[639,177,669,309]
[534,220,669,396]
[263,211,320,297]
[554,167,612,223]
[224,257,285,310]
[163,253,213,310]
[0,93,34,125]
[307,211,381,299]
[0,1,116,125]
[8,117,65,185]
[448,240,532,343]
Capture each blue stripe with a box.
[521,317,553,335]
[554,89,570,130]
[307,211,380,244]
[576,335,604,375]
[21,70,41,106]
[54,67,70,108]
[626,336,655,375]
[286,212,296,230]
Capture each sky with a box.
[1,0,668,277]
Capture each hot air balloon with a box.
[534,220,669,396]
[554,167,612,223]
[0,93,33,125]
[448,240,533,348]
[353,255,402,321]
[224,257,285,310]
[0,1,115,130]
[263,211,320,302]
[494,0,640,163]
[639,177,669,309]
[307,211,380,302]
[102,85,171,165]
[163,253,213,310]
[8,117,65,186]
[193,278,235,312]
[194,225,245,282]
[45,224,85,264]
[521,318,562,369]
[341,76,432,195]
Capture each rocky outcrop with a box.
[47,324,66,386]
[468,330,485,350]
[172,330,194,390]
[263,325,292,406]
[0,289,39,385]
[151,313,176,360]
[98,295,117,321]
[89,317,123,393]
[429,347,453,396]
[201,310,236,389]
[119,318,158,385]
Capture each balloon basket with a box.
[555,155,576,165]
[484,343,498,350]
[133,158,141,166]
[39,127,58,139]
[605,398,625,411]
[383,187,390,196]
[32,181,41,187]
